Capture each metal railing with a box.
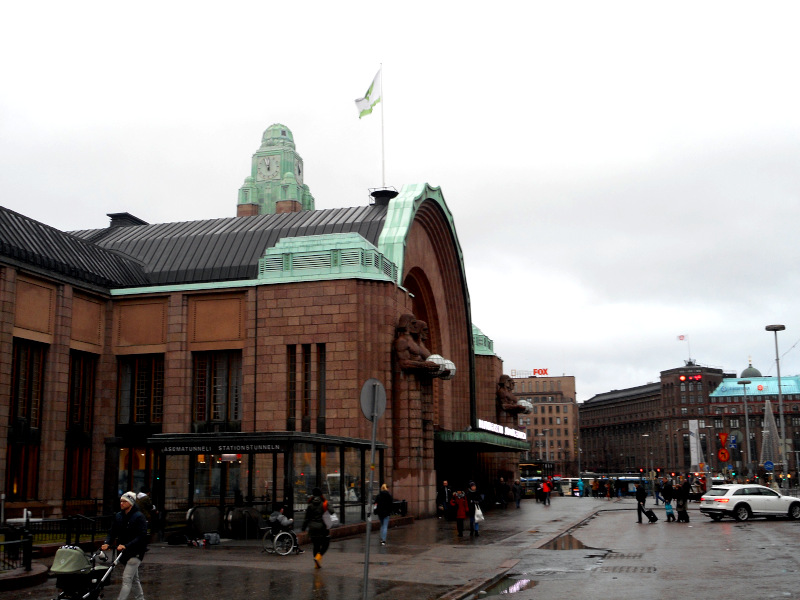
[0,530,32,572]
[9,514,114,546]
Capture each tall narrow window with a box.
[302,344,312,432]
[68,351,96,434]
[117,355,164,425]
[65,351,97,500]
[287,345,297,431]
[7,339,47,500]
[11,339,45,427]
[316,344,326,434]
[193,351,242,426]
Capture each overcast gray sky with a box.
[2,2,799,401]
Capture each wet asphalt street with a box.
[14,495,800,600]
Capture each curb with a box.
[0,563,49,591]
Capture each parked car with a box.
[699,484,800,522]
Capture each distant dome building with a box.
[741,359,762,378]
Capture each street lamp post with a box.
[738,379,752,480]
[642,433,653,498]
[537,429,550,463]
[766,324,788,473]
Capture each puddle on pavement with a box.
[482,577,536,596]
[538,533,591,550]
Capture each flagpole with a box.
[380,63,385,187]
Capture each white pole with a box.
[362,383,379,600]
[380,63,386,187]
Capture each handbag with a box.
[322,510,339,529]
[474,505,485,523]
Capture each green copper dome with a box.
[741,360,762,378]
[261,124,295,149]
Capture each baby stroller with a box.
[50,545,122,600]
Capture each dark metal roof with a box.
[0,206,149,288]
[70,205,389,286]
[582,382,661,405]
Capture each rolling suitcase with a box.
[644,508,658,523]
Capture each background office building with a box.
[512,374,578,476]
[580,360,800,479]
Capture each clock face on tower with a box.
[256,156,281,181]
[296,161,303,184]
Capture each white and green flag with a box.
[355,69,382,118]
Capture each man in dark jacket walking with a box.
[374,483,393,545]
[661,477,674,504]
[102,491,148,600]
[635,483,648,524]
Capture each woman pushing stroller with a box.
[101,491,149,600]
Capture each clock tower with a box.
[237,124,314,216]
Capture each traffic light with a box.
[639,467,644,473]
[679,374,703,382]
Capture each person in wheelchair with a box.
[269,504,303,553]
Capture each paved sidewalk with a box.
[17,495,637,600]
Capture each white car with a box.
[699,484,800,522]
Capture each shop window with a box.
[118,447,158,498]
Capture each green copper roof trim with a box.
[259,233,397,282]
[472,324,495,356]
[378,183,466,286]
[108,271,397,296]
[434,430,529,451]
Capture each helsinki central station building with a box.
[0,124,527,522]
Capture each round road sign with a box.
[359,378,387,422]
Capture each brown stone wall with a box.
[474,354,506,424]
[389,199,475,515]
[236,204,259,217]
[251,279,405,443]
[93,298,116,505]
[401,201,471,434]
[38,281,73,510]
[164,294,190,434]
[0,267,15,498]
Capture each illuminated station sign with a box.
[477,419,527,440]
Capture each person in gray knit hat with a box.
[101,491,149,600]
